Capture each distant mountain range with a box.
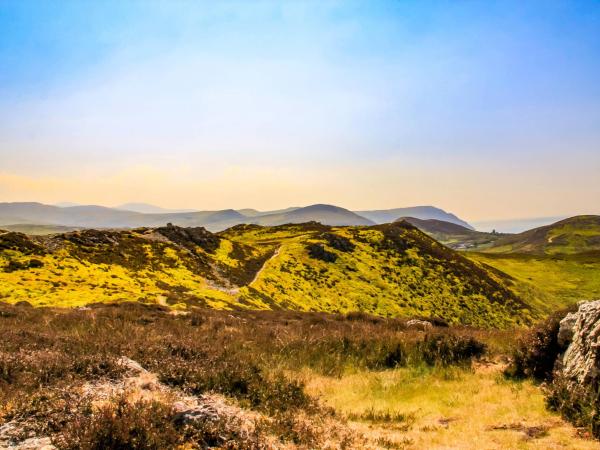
[0,202,470,233]
[357,206,474,230]
[115,203,197,214]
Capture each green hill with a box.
[396,217,504,250]
[465,216,600,314]
[0,222,530,327]
[484,215,600,255]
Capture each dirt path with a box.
[248,246,281,287]
[199,246,281,298]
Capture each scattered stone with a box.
[489,423,549,441]
[406,319,433,331]
[174,403,221,424]
[9,437,55,450]
[117,356,147,374]
[0,423,55,450]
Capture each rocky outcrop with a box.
[406,319,433,331]
[156,224,221,254]
[557,299,600,385]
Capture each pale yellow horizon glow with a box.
[1,158,598,223]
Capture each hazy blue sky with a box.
[1,0,599,221]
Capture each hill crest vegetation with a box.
[0,221,529,327]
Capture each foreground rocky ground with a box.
[1,302,599,449]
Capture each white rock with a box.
[559,300,600,385]
[558,312,578,347]
[406,319,433,331]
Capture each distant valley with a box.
[396,217,504,250]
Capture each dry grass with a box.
[305,363,599,449]
[0,302,597,449]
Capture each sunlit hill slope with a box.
[0,221,529,327]
[483,215,600,255]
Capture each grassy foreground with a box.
[1,302,596,449]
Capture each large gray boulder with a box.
[558,299,600,385]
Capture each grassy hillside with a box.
[223,222,528,326]
[468,252,600,314]
[484,215,600,255]
[397,217,504,250]
[0,222,530,327]
[0,225,273,310]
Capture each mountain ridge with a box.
[357,206,474,230]
[0,202,471,232]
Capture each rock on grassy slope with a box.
[0,221,530,327]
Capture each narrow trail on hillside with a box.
[203,246,282,297]
[248,246,281,286]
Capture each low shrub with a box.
[305,243,337,262]
[506,307,575,381]
[418,334,486,366]
[56,397,179,450]
[55,394,266,450]
[545,376,600,439]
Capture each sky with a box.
[0,0,599,222]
